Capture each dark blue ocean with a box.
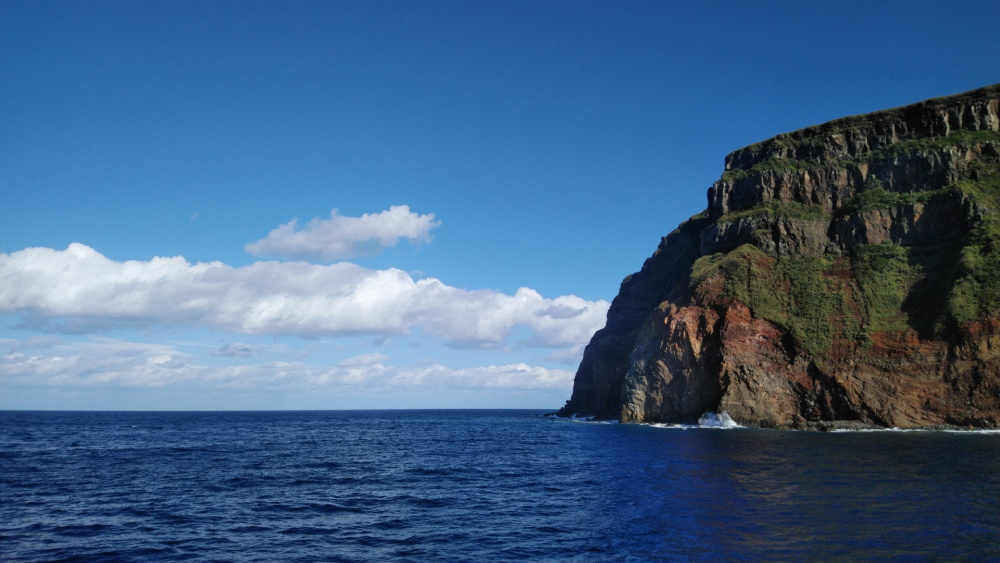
[1,411,997,562]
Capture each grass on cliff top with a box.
[723,128,1000,183]
[732,84,1000,158]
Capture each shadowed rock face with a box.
[559,84,1000,429]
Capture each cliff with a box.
[559,84,1000,429]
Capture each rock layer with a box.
[559,84,1000,428]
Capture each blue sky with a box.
[2,0,998,410]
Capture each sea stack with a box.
[559,84,1000,429]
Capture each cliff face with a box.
[559,84,1000,428]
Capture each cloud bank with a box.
[0,243,608,349]
[1,338,575,396]
[245,205,440,261]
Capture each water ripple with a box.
[1,410,998,562]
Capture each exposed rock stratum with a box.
[559,84,1000,429]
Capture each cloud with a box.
[536,303,587,319]
[1,335,62,352]
[337,352,390,367]
[245,205,440,261]
[211,343,259,357]
[0,338,575,392]
[0,338,192,388]
[0,244,609,351]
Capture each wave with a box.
[646,411,742,430]
[698,411,740,428]
[551,411,999,433]
[552,410,744,429]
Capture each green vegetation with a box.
[956,171,1000,205]
[841,170,1000,332]
[848,186,897,211]
[725,129,999,184]
[700,126,1000,347]
[718,200,830,223]
[690,240,930,357]
[721,157,821,183]
[691,245,849,357]
[693,170,1000,353]
[950,173,1000,322]
[851,243,913,334]
[843,185,952,213]
[739,133,828,156]
[690,244,765,291]
[860,129,1000,163]
[842,127,1000,215]
[774,256,845,356]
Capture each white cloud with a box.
[337,352,391,367]
[245,205,440,261]
[0,338,193,388]
[0,244,609,351]
[0,338,575,393]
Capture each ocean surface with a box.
[1,410,998,562]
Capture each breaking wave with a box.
[697,411,740,428]
[645,411,742,430]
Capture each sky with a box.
[2,0,998,410]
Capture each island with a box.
[559,84,1000,429]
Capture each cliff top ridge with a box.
[725,83,1000,171]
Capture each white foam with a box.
[647,422,691,430]
[557,414,619,424]
[697,411,741,429]
[644,411,743,430]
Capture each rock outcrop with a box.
[559,84,1000,429]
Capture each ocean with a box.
[1,410,997,562]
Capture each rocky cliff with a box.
[559,84,1000,429]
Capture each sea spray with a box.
[697,411,740,428]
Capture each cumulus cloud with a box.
[245,205,440,261]
[0,244,609,350]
